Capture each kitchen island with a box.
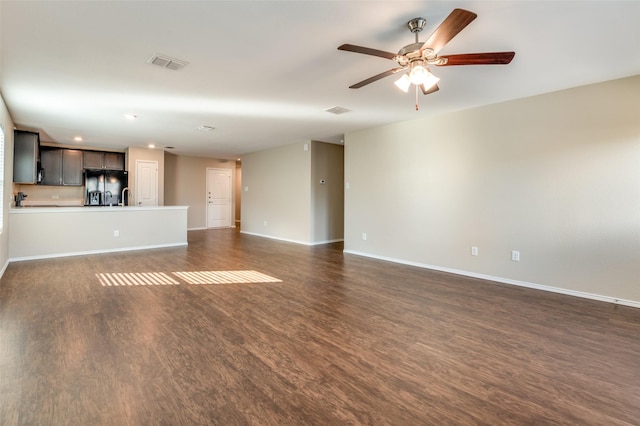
[9,206,188,261]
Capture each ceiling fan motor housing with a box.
[397,43,439,67]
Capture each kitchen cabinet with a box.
[83,150,104,169]
[63,150,83,185]
[104,152,125,170]
[83,150,125,170]
[40,149,61,185]
[13,130,40,184]
[40,148,83,186]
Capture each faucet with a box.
[120,187,130,206]
[15,192,28,207]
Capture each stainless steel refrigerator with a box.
[84,170,128,206]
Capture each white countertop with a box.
[11,205,189,214]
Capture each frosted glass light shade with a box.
[409,65,429,85]
[421,72,440,91]
[394,74,411,92]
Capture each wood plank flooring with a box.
[1,229,639,425]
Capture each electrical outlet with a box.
[114,230,120,237]
[511,250,520,262]
[264,220,267,227]
[471,246,478,256]
[362,232,367,241]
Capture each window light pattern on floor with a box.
[96,272,180,287]
[172,270,281,285]
[96,270,282,287]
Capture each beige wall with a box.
[127,147,165,206]
[311,141,344,243]
[241,140,344,245]
[164,151,178,206]
[344,75,640,306]
[0,93,14,275]
[241,141,312,244]
[164,152,236,229]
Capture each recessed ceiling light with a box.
[73,136,83,142]
[197,125,215,131]
[148,144,155,149]
[125,114,138,120]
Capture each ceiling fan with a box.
[338,8,515,109]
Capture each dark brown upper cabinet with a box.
[40,148,83,186]
[13,130,41,184]
[83,150,125,171]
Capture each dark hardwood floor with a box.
[1,229,639,425]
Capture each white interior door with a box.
[206,168,232,228]
[136,160,158,206]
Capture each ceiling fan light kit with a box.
[394,74,412,92]
[393,67,440,93]
[338,9,515,110]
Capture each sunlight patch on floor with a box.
[96,270,281,286]
[96,272,180,286]
[172,270,282,285]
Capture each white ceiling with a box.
[1,1,639,159]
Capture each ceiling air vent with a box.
[325,106,351,115]
[148,53,189,71]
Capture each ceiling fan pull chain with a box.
[415,85,420,110]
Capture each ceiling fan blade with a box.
[436,52,515,66]
[349,68,405,89]
[421,84,440,95]
[422,9,477,54]
[338,44,397,60]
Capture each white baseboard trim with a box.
[239,231,343,246]
[310,238,344,246]
[343,249,640,309]
[240,231,310,246]
[187,225,235,231]
[0,258,10,280]
[9,242,188,263]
